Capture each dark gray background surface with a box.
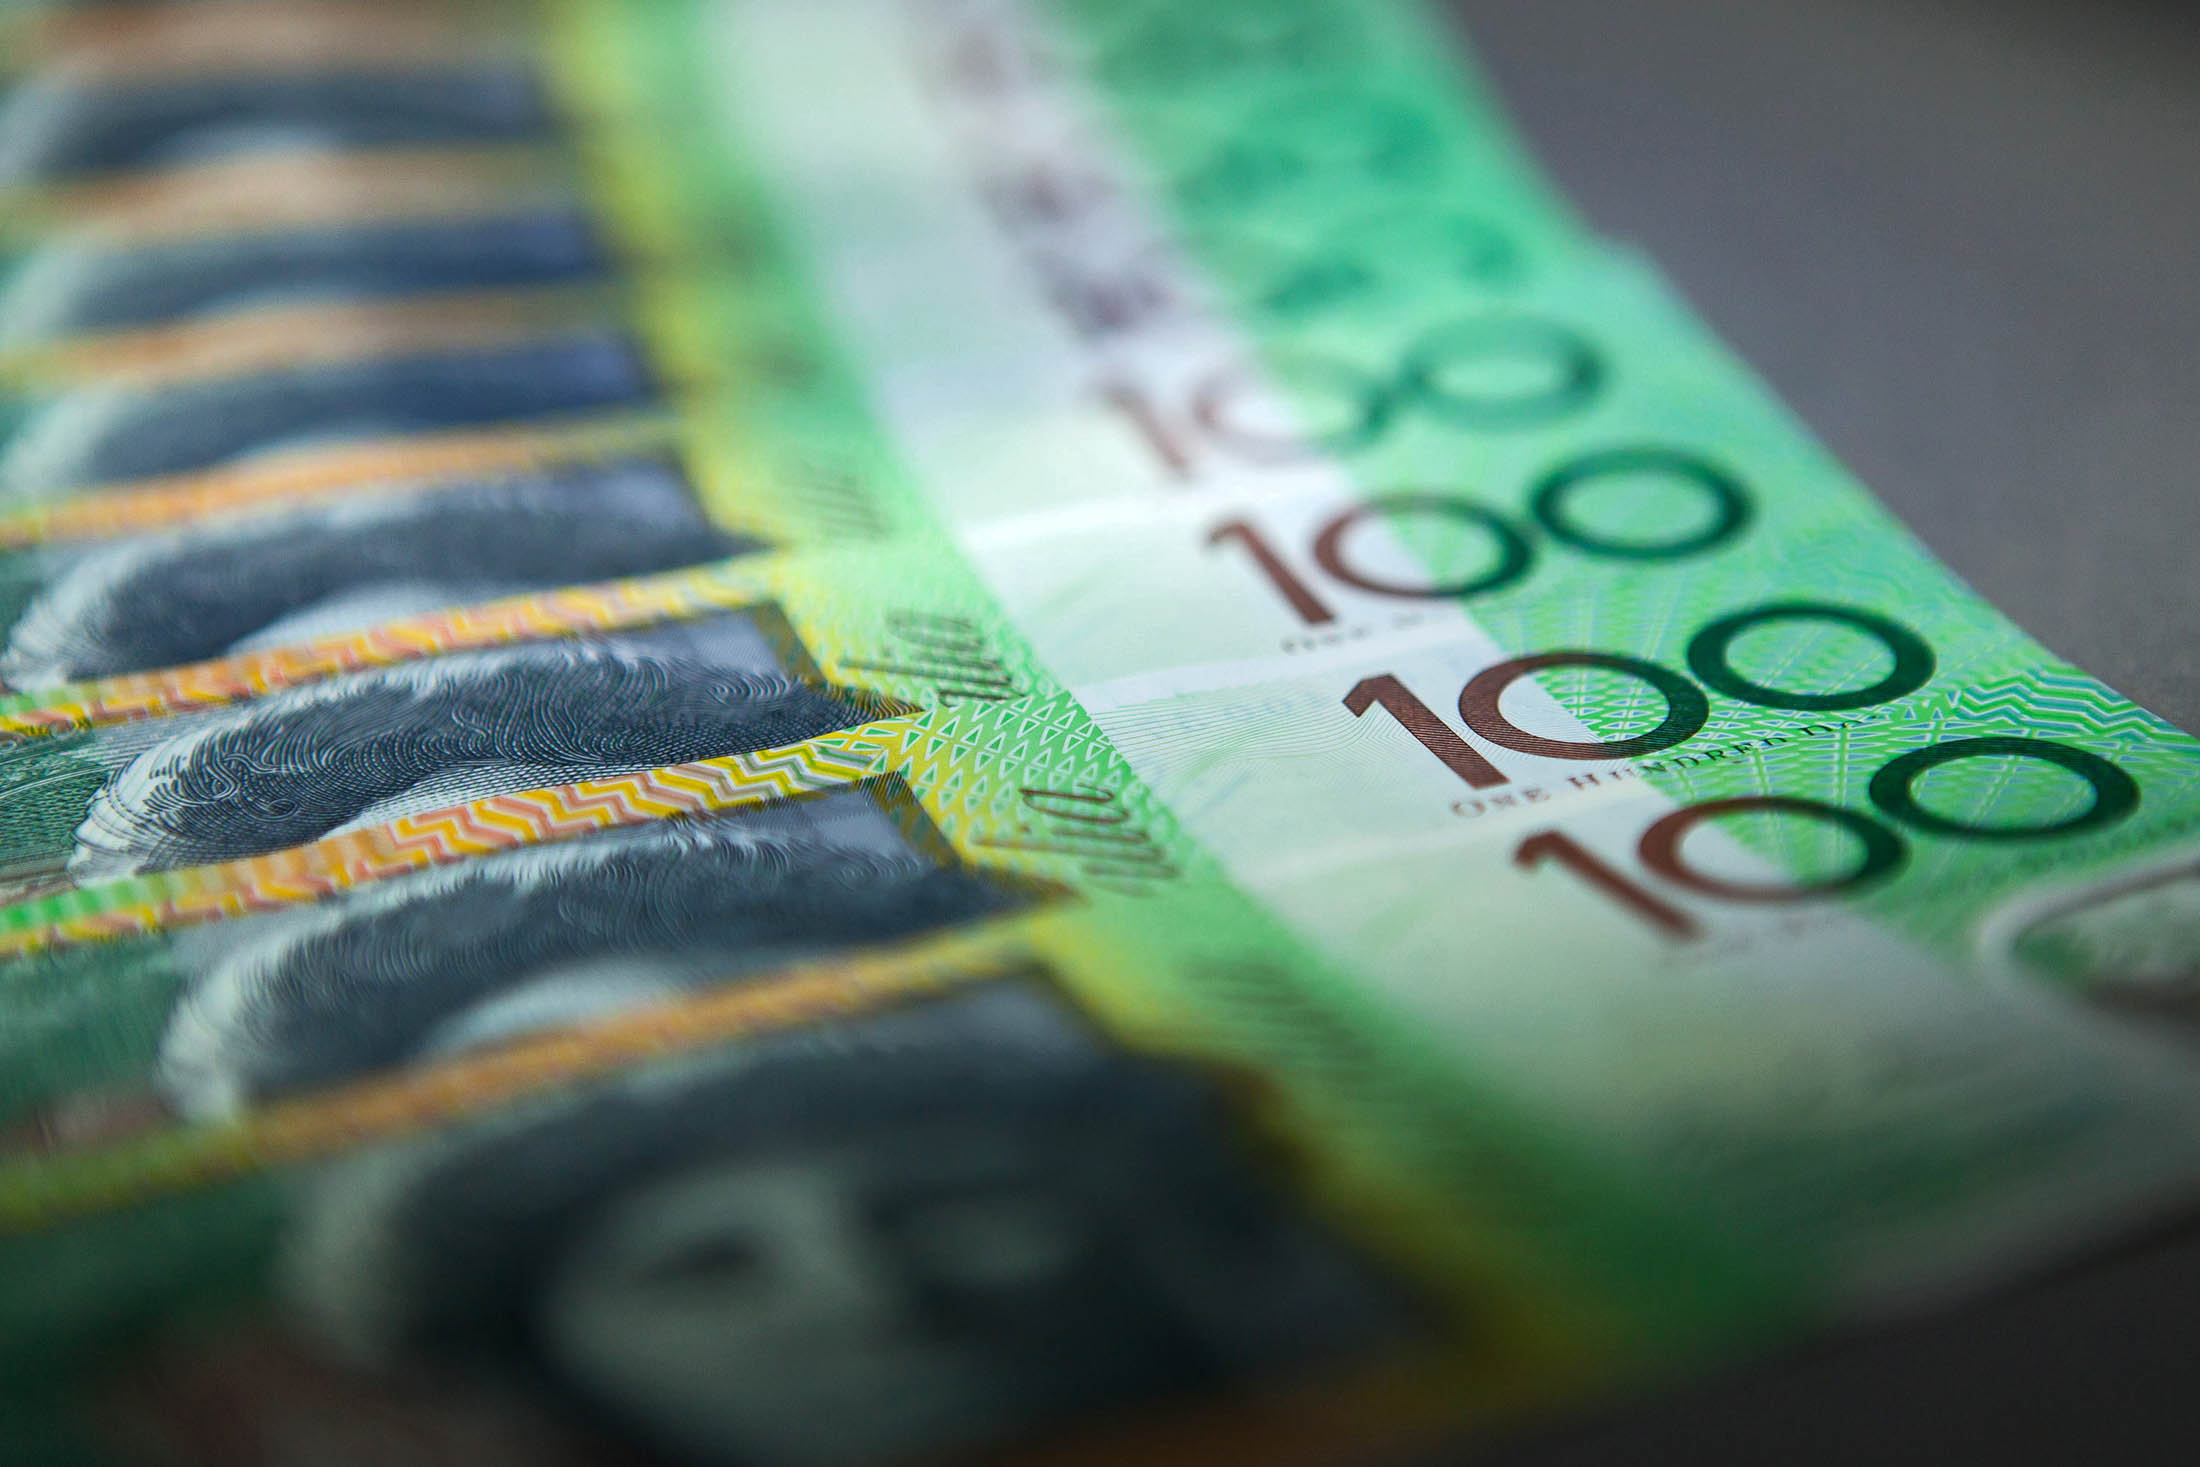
[1451,0,2200,734]
[1436,0,2200,1461]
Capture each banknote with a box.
[0,88,902,535]
[2,0,2200,1464]
[0,28,555,190]
[0,455,753,692]
[0,257,911,694]
[366,0,2200,1297]
[0,543,991,901]
[0,140,585,252]
[0,205,615,357]
[0,299,659,499]
[0,339,904,652]
[0,239,943,697]
[0,0,530,88]
[0,762,1033,1143]
[0,229,936,889]
[0,0,725,280]
[686,0,2200,1291]
[0,108,918,666]
[0,0,909,553]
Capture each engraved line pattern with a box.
[0,721,904,954]
[0,557,775,740]
[0,415,674,549]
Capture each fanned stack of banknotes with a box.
[0,0,2196,1462]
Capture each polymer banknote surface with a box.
[2,2,2199,1465]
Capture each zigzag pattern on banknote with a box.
[0,416,674,549]
[1921,670,2186,742]
[0,558,774,740]
[376,733,886,861]
[0,722,905,957]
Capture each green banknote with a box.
[2,0,2199,1464]
[680,0,2200,1291]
